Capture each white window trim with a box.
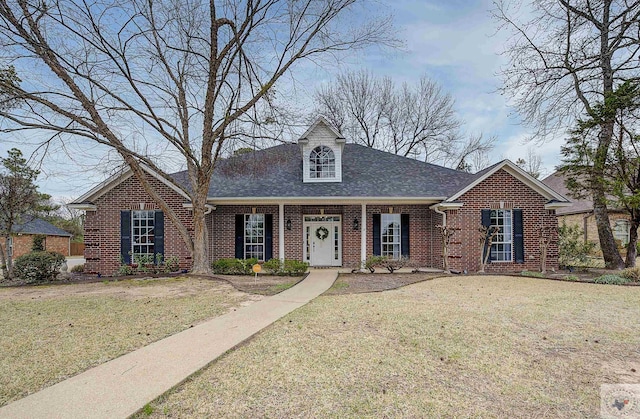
[309,145,336,179]
[613,219,631,247]
[381,214,401,259]
[244,213,265,261]
[490,209,513,262]
[131,210,156,261]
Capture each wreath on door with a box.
[315,226,329,241]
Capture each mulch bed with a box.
[324,272,447,295]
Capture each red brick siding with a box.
[447,169,559,273]
[208,204,438,269]
[84,174,193,275]
[11,234,70,258]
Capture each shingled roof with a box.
[170,143,475,199]
[12,216,72,237]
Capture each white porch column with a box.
[279,203,285,262]
[360,203,367,269]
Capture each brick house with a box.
[542,171,631,250]
[9,216,72,258]
[70,118,570,275]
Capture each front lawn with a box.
[143,275,640,418]
[0,277,257,406]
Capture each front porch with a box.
[207,203,444,269]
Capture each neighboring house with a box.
[542,172,631,248]
[9,216,72,258]
[70,117,570,275]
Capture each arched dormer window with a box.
[309,145,335,179]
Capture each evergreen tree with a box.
[0,148,52,278]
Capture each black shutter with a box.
[120,211,132,264]
[513,209,524,263]
[235,214,244,259]
[401,214,410,257]
[481,209,492,263]
[264,214,273,261]
[154,211,164,264]
[372,214,381,256]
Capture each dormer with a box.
[299,116,345,183]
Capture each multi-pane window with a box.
[132,210,155,259]
[613,219,630,247]
[381,214,401,259]
[244,214,265,260]
[309,145,335,179]
[7,237,12,257]
[490,210,512,262]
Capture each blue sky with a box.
[2,0,564,200]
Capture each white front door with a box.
[304,216,341,266]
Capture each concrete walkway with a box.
[0,269,338,419]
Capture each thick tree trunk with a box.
[190,201,210,275]
[626,217,639,268]
[591,2,623,270]
[592,121,624,269]
[593,194,624,269]
[0,239,7,279]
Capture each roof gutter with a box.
[429,202,463,227]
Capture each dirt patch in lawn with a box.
[0,276,258,407]
[0,275,246,301]
[324,272,445,295]
[214,274,305,296]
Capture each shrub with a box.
[282,259,309,276]
[211,258,258,275]
[164,256,180,273]
[117,264,135,276]
[262,259,308,276]
[263,258,281,275]
[620,266,640,282]
[70,263,85,273]
[13,251,66,282]
[32,234,46,252]
[365,255,411,273]
[558,224,596,268]
[379,256,411,273]
[594,274,629,285]
[364,256,386,273]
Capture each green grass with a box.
[266,281,298,294]
[142,276,640,418]
[328,279,349,291]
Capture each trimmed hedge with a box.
[13,251,66,282]
[263,259,308,276]
[211,258,258,275]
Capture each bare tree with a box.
[0,0,397,274]
[314,70,494,167]
[493,0,640,269]
[478,225,499,273]
[538,226,557,274]
[436,224,456,273]
[515,147,542,179]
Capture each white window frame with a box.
[381,214,401,259]
[244,214,265,261]
[490,209,512,262]
[309,145,336,179]
[132,210,156,261]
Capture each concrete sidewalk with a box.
[0,270,338,419]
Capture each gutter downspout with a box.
[430,204,446,227]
